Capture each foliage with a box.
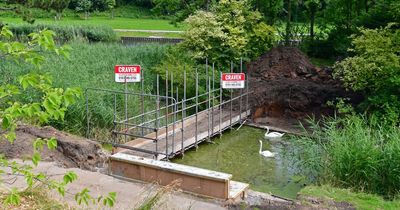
[0,25,116,207]
[152,0,211,23]
[75,0,92,19]
[0,41,167,139]
[289,115,400,198]
[8,23,118,42]
[180,0,277,65]
[300,185,400,210]
[334,24,400,124]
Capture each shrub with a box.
[180,0,277,65]
[334,24,400,124]
[289,115,400,198]
[8,23,118,42]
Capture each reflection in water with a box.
[172,126,306,199]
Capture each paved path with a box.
[114,29,183,33]
[2,160,226,210]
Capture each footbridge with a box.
[85,61,252,200]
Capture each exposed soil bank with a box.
[247,47,360,129]
[0,125,107,170]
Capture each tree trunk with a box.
[85,11,88,20]
[285,0,292,46]
[310,6,316,41]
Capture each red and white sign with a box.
[114,65,141,83]
[221,73,246,89]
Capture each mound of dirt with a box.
[247,47,356,126]
[0,125,107,171]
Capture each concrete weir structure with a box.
[110,153,249,200]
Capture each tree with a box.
[304,0,325,40]
[75,0,93,19]
[251,0,284,25]
[0,25,116,207]
[152,0,210,23]
[334,24,400,124]
[50,0,71,20]
[105,0,116,18]
[181,0,277,65]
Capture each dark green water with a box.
[172,126,305,199]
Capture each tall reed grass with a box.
[289,115,400,198]
[0,42,168,138]
[8,24,118,42]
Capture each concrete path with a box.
[2,160,226,210]
[114,29,183,33]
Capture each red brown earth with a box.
[0,125,107,170]
[246,47,359,130]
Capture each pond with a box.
[172,126,306,199]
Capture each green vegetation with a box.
[0,41,167,137]
[1,16,184,30]
[9,23,118,42]
[300,185,400,210]
[289,115,400,198]
[334,25,400,124]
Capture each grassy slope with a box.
[1,16,185,31]
[299,185,400,210]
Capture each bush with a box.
[8,23,118,42]
[289,115,400,198]
[180,0,277,65]
[334,24,400,124]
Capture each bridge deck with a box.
[116,107,250,160]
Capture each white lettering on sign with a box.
[114,65,141,83]
[221,73,245,89]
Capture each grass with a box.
[0,41,168,138]
[289,115,400,198]
[299,185,400,210]
[116,31,183,38]
[1,17,185,31]
[0,188,70,210]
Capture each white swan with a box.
[264,126,285,139]
[258,140,276,158]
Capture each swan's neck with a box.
[266,126,269,134]
[259,141,262,153]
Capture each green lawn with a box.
[1,16,185,31]
[299,185,400,210]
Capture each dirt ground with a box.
[0,125,107,171]
[246,47,360,131]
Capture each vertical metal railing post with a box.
[212,63,215,136]
[181,70,186,155]
[155,74,160,159]
[246,66,250,116]
[219,71,222,137]
[239,58,243,123]
[85,90,90,138]
[124,77,128,142]
[195,71,199,149]
[113,93,117,143]
[165,70,169,159]
[141,68,144,136]
[171,72,175,155]
[230,62,233,129]
[207,76,211,142]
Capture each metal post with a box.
[156,75,160,159]
[230,62,233,129]
[246,65,249,115]
[113,93,116,143]
[212,63,215,136]
[239,58,243,123]
[165,70,169,158]
[85,90,90,138]
[195,71,199,149]
[181,70,186,155]
[207,76,211,142]
[141,68,144,136]
[124,77,128,142]
[171,72,175,154]
[219,71,222,137]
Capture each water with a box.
[172,126,306,199]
